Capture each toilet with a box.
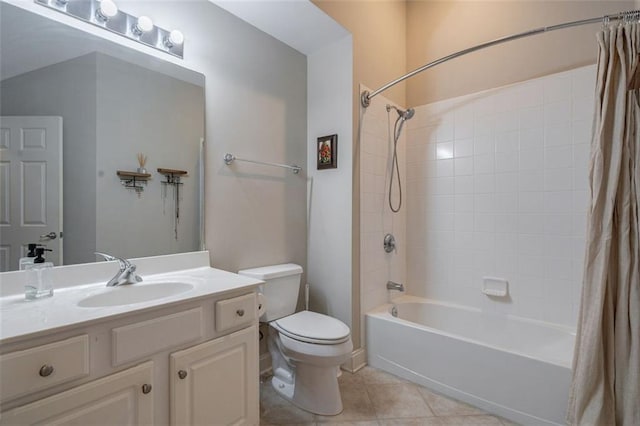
[238,263,353,416]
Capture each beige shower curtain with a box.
[567,21,640,426]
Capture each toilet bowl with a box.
[268,310,353,415]
[237,264,353,416]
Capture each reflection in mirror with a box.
[0,3,205,271]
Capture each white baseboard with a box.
[340,348,367,373]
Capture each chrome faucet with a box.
[386,281,405,291]
[95,252,142,287]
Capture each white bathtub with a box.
[366,296,575,425]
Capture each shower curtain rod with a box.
[360,9,640,108]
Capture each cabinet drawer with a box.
[215,293,256,332]
[112,308,203,366]
[0,361,153,425]
[0,335,89,402]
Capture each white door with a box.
[0,362,154,425]
[0,116,62,271]
[170,326,259,426]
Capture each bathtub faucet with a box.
[387,281,405,292]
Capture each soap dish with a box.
[482,277,508,297]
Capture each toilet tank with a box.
[238,263,303,322]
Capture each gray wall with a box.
[95,53,203,259]
[124,1,309,276]
[1,55,98,264]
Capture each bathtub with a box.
[366,296,575,425]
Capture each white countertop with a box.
[0,252,263,344]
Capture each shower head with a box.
[403,108,415,120]
[386,105,415,121]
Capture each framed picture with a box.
[317,134,337,170]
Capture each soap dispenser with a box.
[25,247,54,300]
[19,243,43,270]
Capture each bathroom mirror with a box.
[0,3,205,271]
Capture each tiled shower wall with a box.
[360,86,407,341]
[405,65,596,327]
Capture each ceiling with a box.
[210,0,349,56]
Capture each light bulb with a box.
[164,29,184,48]
[132,15,154,35]
[96,0,118,21]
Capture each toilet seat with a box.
[272,311,351,345]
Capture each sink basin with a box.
[77,282,194,308]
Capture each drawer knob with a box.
[178,370,188,380]
[236,309,245,317]
[39,364,54,377]
[141,384,152,394]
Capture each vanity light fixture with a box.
[35,0,184,59]
[95,0,118,22]
[164,30,184,48]
[132,15,154,36]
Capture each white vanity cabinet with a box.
[0,289,259,426]
[0,362,154,425]
[170,326,258,425]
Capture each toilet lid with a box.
[273,311,351,344]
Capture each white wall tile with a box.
[474,154,495,174]
[544,168,573,191]
[517,81,544,108]
[545,191,573,214]
[436,158,454,177]
[573,97,594,122]
[455,157,474,176]
[520,128,544,151]
[544,100,572,126]
[519,148,544,171]
[454,138,474,157]
[543,74,572,103]
[545,123,572,147]
[495,131,519,152]
[519,170,544,192]
[403,65,594,329]
[494,193,518,213]
[455,194,474,213]
[495,214,518,234]
[454,175,474,194]
[495,172,518,193]
[544,145,573,169]
[519,106,544,129]
[436,141,454,159]
[474,174,495,193]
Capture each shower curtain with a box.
[567,21,640,426]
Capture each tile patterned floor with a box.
[260,366,520,426]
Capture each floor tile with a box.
[379,417,504,426]
[338,370,365,386]
[367,384,434,419]
[417,388,485,417]
[358,366,409,385]
[434,415,504,425]
[315,383,377,423]
[260,380,316,424]
[378,418,437,425]
[259,367,502,426]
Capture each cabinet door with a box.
[171,325,258,426]
[0,362,154,425]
